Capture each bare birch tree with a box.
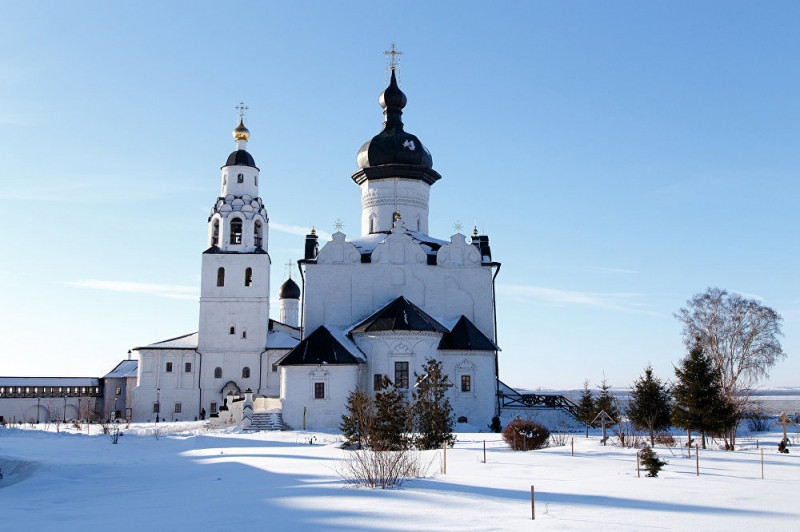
[675,287,785,449]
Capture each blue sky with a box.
[1,1,797,390]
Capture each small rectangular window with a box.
[461,375,471,392]
[394,361,409,389]
[210,402,217,414]
[374,374,383,391]
[272,363,278,372]
[185,362,192,372]
[153,403,160,413]
[314,382,325,399]
[174,402,182,413]
[165,362,173,373]
[115,387,121,396]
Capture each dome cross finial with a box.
[384,42,403,75]
[235,101,249,120]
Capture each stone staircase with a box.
[245,411,291,431]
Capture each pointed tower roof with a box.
[350,296,448,334]
[352,69,441,186]
[278,326,364,366]
[438,316,499,351]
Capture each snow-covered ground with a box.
[2,422,799,531]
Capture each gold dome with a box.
[233,118,250,142]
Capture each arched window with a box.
[254,175,258,186]
[241,329,247,339]
[244,267,253,287]
[237,173,244,184]
[214,367,222,379]
[230,218,243,244]
[211,219,220,246]
[229,324,235,335]
[217,267,225,287]
[254,220,262,248]
[242,367,250,379]
[223,174,227,186]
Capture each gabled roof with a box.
[278,326,364,366]
[135,332,198,350]
[350,296,449,334]
[103,360,139,379]
[438,316,499,351]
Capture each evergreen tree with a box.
[594,377,618,422]
[340,387,374,449]
[627,364,672,446]
[672,342,736,449]
[638,445,667,477]
[411,358,456,449]
[575,379,596,438]
[370,377,409,451]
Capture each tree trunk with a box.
[700,430,706,450]
[649,427,655,446]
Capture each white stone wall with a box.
[280,365,361,430]
[131,348,200,421]
[304,228,495,339]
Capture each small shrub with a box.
[778,438,789,454]
[503,419,550,451]
[488,416,502,433]
[639,446,667,477]
[654,432,676,447]
[615,421,646,448]
[338,449,430,489]
[549,422,569,447]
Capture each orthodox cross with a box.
[235,102,248,119]
[774,411,796,442]
[384,42,403,71]
[592,410,616,446]
[284,260,294,280]
[453,220,463,233]
[334,218,344,232]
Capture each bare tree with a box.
[675,287,785,449]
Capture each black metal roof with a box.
[279,278,301,299]
[278,326,363,366]
[203,246,268,255]
[438,316,499,351]
[350,296,448,334]
[223,149,257,168]
[352,70,440,185]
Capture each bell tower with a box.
[198,109,271,353]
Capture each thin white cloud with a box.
[497,284,650,313]
[66,280,198,300]
[270,222,331,241]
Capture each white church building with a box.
[130,66,501,430]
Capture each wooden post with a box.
[530,485,535,520]
[761,448,764,479]
[695,444,699,476]
[483,440,486,463]
[636,450,640,478]
[687,429,691,458]
[756,439,759,449]
[571,437,574,457]
[443,439,447,475]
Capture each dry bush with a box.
[654,432,676,447]
[615,421,646,448]
[503,419,550,451]
[548,422,569,447]
[338,449,430,489]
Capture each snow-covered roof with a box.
[267,329,301,349]
[349,230,449,257]
[103,360,139,379]
[0,377,99,386]
[278,326,365,366]
[136,332,199,350]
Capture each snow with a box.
[1,423,799,530]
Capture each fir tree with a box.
[594,376,618,422]
[672,342,736,449]
[575,379,596,438]
[370,377,409,451]
[627,364,672,446]
[340,387,374,449]
[638,445,667,477]
[411,358,455,449]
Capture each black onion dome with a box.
[224,149,257,168]
[355,70,434,171]
[279,278,301,299]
